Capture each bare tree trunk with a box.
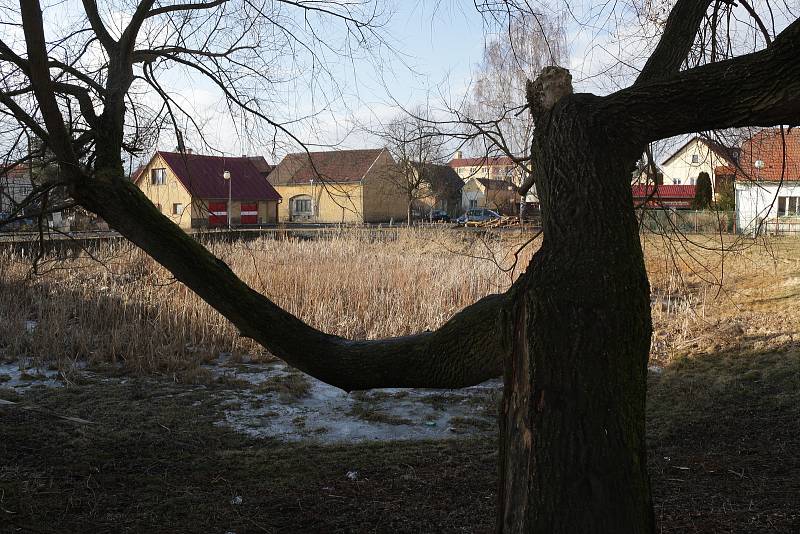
[497,94,654,532]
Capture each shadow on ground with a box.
[1,344,798,533]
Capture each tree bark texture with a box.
[498,94,653,533]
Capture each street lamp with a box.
[223,170,231,229]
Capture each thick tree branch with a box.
[120,0,156,58]
[81,0,117,51]
[611,18,800,142]
[145,0,228,18]
[70,178,509,391]
[19,0,77,165]
[637,0,714,84]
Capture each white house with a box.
[735,182,800,234]
[733,129,800,234]
[661,136,737,193]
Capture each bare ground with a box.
[1,343,798,533]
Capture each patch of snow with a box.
[0,360,63,390]
[211,361,501,444]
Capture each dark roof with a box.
[129,164,145,182]
[151,152,280,200]
[661,136,737,167]
[476,178,515,191]
[413,163,463,192]
[269,148,386,185]
[632,184,696,199]
[449,155,515,168]
[247,156,273,176]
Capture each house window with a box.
[291,195,313,217]
[469,199,478,209]
[172,203,184,215]
[151,168,166,185]
[691,154,699,163]
[778,196,799,216]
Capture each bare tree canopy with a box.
[1,0,799,531]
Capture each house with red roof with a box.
[267,148,406,223]
[133,151,281,229]
[731,128,800,233]
[448,151,521,183]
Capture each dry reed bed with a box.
[0,228,529,373]
[1,228,798,375]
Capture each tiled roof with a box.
[154,152,281,200]
[413,162,463,192]
[632,184,696,199]
[449,156,515,168]
[247,156,273,176]
[268,148,386,185]
[738,128,800,181]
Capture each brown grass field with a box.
[1,228,799,533]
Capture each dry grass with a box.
[0,228,530,374]
[1,227,799,376]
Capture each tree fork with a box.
[497,67,654,532]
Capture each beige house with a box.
[661,137,738,194]
[134,151,281,229]
[448,152,522,184]
[268,148,406,223]
[461,177,517,214]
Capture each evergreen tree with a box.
[694,172,713,210]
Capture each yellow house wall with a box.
[275,183,364,223]
[461,179,485,210]
[362,152,407,223]
[135,153,193,229]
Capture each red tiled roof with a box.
[269,148,386,185]
[632,184,696,199]
[449,156,515,168]
[153,152,280,200]
[738,128,800,181]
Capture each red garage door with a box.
[240,202,258,225]
[208,202,227,226]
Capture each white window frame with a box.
[172,203,184,215]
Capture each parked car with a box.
[456,208,501,225]
[429,209,450,222]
